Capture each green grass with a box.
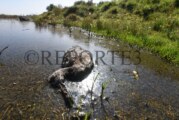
[32,0,179,65]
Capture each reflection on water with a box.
[0,19,179,119]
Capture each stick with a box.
[0,46,8,55]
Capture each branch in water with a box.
[0,46,8,55]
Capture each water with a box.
[0,19,179,119]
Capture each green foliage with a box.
[102,81,109,90]
[63,6,78,17]
[53,7,62,16]
[33,0,179,65]
[142,5,155,19]
[96,19,103,30]
[88,7,95,13]
[151,0,160,4]
[167,30,179,41]
[126,1,136,12]
[175,0,179,7]
[46,4,56,11]
[74,1,86,6]
[108,7,118,14]
[82,17,93,30]
[76,7,88,17]
[99,2,113,12]
[65,14,79,21]
[153,19,164,31]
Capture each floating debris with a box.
[13,82,17,85]
[92,96,97,101]
[111,90,115,94]
[103,96,110,101]
[71,111,91,120]
[132,70,139,80]
[0,46,8,56]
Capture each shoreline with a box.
[33,21,179,67]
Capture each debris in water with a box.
[132,70,139,80]
[111,90,115,93]
[103,96,110,101]
[113,78,116,82]
[0,46,8,56]
[71,111,91,120]
[13,82,17,85]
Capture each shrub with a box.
[100,2,112,12]
[53,7,62,16]
[153,20,164,31]
[91,13,99,19]
[151,0,160,4]
[96,20,103,30]
[77,8,88,17]
[65,14,79,21]
[167,30,179,41]
[63,18,72,27]
[82,17,93,30]
[175,0,179,7]
[88,7,95,13]
[126,2,136,12]
[46,4,56,11]
[143,5,154,19]
[74,1,86,6]
[108,7,118,14]
[63,6,78,17]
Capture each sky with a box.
[0,0,110,15]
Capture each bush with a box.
[175,0,179,7]
[100,2,112,12]
[88,7,95,13]
[46,4,56,11]
[53,7,62,16]
[91,13,99,19]
[77,8,88,17]
[63,20,71,27]
[65,14,79,21]
[96,20,103,30]
[153,20,164,31]
[151,0,160,4]
[108,7,118,14]
[63,6,78,17]
[82,17,93,30]
[126,2,136,12]
[167,30,179,41]
[142,5,154,19]
[74,1,86,6]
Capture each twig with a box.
[90,73,99,103]
[0,46,8,55]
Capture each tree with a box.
[46,4,56,11]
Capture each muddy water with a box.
[0,19,179,119]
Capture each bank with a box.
[32,0,179,66]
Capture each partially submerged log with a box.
[48,46,94,108]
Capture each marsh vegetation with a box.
[33,0,179,65]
